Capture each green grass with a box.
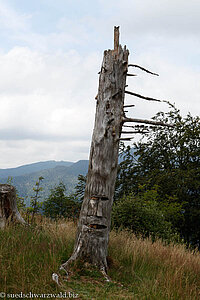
[0,219,199,299]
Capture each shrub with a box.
[112,188,179,242]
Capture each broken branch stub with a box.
[114,26,120,56]
[121,131,149,134]
[125,90,164,102]
[128,64,159,76]
[123,104,135,108]
[123,117,174,127]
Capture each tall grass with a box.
[108,230,200,299]
[0,218,199,299]
[0,219,76,294]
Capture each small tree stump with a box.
[0,184,26,228]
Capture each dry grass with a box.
[0,218,76,294]
[0,218,199,299]
[109,230,200,299]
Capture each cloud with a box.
[98,0,200,36]
[125,51,200,118]
[0,0,31,32]
[0,0,200,168]
[0,139,90,168]
[0,47,100,167]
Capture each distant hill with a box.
[0,147,136,206]
[0,160,89,206]
[0,160,74,179]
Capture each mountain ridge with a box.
[0,160,89,205]
[0,149,136,205]
[0,160,74,179]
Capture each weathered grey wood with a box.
[61,27,129,273]
[128,64,159,76]
[123,117,174,127]
[123,105,135,108]
[56,27,174,282]
[125,90,163,102]
[0,184,25,228]
[127,73,137,77]
[121,131,149,134]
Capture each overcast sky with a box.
[0,0,200,168]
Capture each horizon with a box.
[0,1,200,168]
[0,158,88,170]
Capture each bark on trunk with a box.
[0,184,26,228]
[61,27,129,272]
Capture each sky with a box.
[0,0,200,168]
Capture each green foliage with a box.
[0,222,75,295]
[116,104,200,247]
[43,182,81,219]
[115,145,137,200]
[30,176,44,223]
[16,195,26,212]
[73,174,87,202]
[0,220,199,299]
[6,176,13,185]
[112,186,179,242]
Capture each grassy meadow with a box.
[0,218,199,299]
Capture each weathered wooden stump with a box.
[58,26,173,281]
[60,26,129,274]
[0,184,25,228]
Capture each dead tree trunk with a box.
[60,27,173,277]
[0,184,26,228]
[61,27,129,272]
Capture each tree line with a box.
[114,104,200,248]
[17,104,200,248]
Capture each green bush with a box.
[112,187,179,242]
[116,105,200,248]
[43,182,81,219]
